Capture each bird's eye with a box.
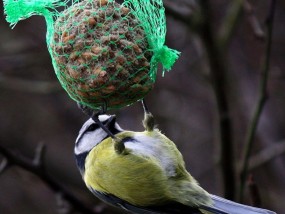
[86,123,99,132]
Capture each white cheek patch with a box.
[75,115,112,155]
[75,128,108,155]
[125,133,177,177]
[115,123,123,131]
[76,118,94,143]
[75,114,123,155]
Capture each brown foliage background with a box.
[0,0,284,213]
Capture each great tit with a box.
[74,111,276,214]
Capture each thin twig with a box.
[164,1,201,32]
[219,0,244,50]
[0,143,101,214]
[33,143,46,167]
[219,0,265,49]
[243,0,265,40]
[0,74,61,94]
[247,175,261,207]
[238,0,276,202]
[0,158,9,175]
[248,141,285,170]
[56,193,73,214]
[198,0,236,200]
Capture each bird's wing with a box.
[89,187,203,214]
[210,194,276,214]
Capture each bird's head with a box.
[74,114,123,174]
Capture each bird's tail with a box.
[208,194,276,214]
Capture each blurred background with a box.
[0,0,284,213]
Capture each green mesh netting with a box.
[4,0,180,111]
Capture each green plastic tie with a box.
[151,45,181,79]
[3,0,69,102]
[123,0,180,81]
[3,0,68,27]
[3,0,69,53]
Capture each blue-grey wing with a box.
[89,187,204,214]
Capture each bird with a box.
[74,103,276,214]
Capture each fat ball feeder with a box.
[4,0,180,111]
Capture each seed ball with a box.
[51,0,154,110]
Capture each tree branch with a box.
[164,1,201,32]
[248,141,285,171]
[198,0,236,200]
[219,0,244,50]
[247,175,261,207]
[0,157,9,175]
[0,143,103,214]
[0,74,61,94]
[238,0,276,202]
[243,0,265,40]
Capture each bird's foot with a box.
[141,99,155,132]
[113,137,129,155]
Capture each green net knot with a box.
[3,0,67,28]
[151,45,181,80]
[124,0,180,81]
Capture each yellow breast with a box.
[84,134,170,206]
[84,130,212,207]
